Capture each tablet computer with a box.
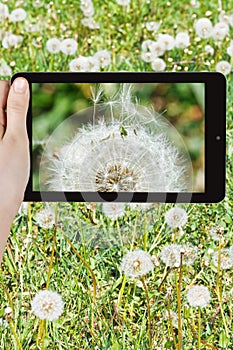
[11,72,226,203]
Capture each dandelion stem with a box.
[117,274,127,309]
[141,277,152,350]
[198,307,201,350]
[46,203,58,289]
[176,252,183,350]
[0,282,23,350]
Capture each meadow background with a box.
[0,0,233,349]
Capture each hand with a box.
[0,78,30,222]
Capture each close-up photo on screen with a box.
[31,82,205,194]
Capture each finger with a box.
[0,80,10,139]
[5,77,30,141]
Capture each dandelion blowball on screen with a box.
[39,84,193,195]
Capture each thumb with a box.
[5,77,29,140]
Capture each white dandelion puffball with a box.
[212,22,229,41]
[0,3,8,21]
[205,45,214,55]
[81,17,100,29]
[227,41,233,57]
[216,60,231,75]
[0,63,12,76]
[157,34,175,51]
[160,244,182,267]
[145,21,161,32]
[212,249,233,270]
[2,34,23,49]
[102,202,126,220]
[150,42,165,57]
[165,310,178,328]
[195,18,213,38]
[151,58,166,71]
[141,40,156,52]
[80,0,94,17]
[69,57,89,72]
[9,8,27,22]
[94,50,111,68]
[165,207,188,228]
[31,290,64,321]
[35,208,55,229]
[181,244,198,265]
[186,285,211,308]
[46,38,61,54]
[175,32,190,49]
[141,51,153,63]
[116,0,131,6]
[121,250,154,277]
[60,38,78,55]
[40,84,192,194]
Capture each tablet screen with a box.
[31,82,205,194]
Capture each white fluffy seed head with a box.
[46,38,61,53]
[212,249,233,270]
[80,0,94,17]
[215,60,231,75]
[0,63,12,76]
[151,58,166,71]
[9,8,27,22]
[175,32,190,49]
[0,3,8,21]
[195,18,213,38]
[186,285,211,307]
[145,21,161,32]
[160,244,181,267]
[102,202,126,220]
[227,41,233,57]
[2,34,23,49]
[205,44,214,55]
[164,310,178,328]
[157,34,175,51]
[94,50,111,68]
[35,208,55,229]
[121,250,154,277]
[31,290,64,321]
[116,0,131,5]
[165,207,188,228]
[212,22,229,40]
[81,17,100,29]
[60,38,78,55]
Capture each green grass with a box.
[1,0,233,349]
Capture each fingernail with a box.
[13,78,27,93]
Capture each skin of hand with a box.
[0,78,30,264]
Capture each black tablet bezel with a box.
[11,72,226,203]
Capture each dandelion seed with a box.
[0,3,8,21]
[151,58,166,71]
[94,50,111,68]
[121,250,154,277]
[175,32,190,49]
[212,249,233,270]
[157,34,175,51]
[116,0,131,6]
[31,290,64,321]
[60,38,78,55]
[165,310,178,328]
[35,208,55,229]
[165,207,188,228]
[215,60,231,75]
[0,63,12,76]
[195,18,213,38]
[9,8,27,22]
[81,17,100,29]
[212,22,229,41]
[46,37,61,53]
[186,285,211,307]
[205,44,214,55]
[102,202,126,220]
[145,21,161,32]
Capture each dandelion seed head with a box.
[116,0,130,6]
[2,34,23,49]
[157,34,175,51]
[121,250,154,277]
[102,202,125,220]
[46,37,61,53]
[212,22,229,41]
[186,285,211,307]
[0,3,8,21]
[69,56,89,72]
[60,38,78,55]
[212,249,233,270]
[216,60,231,75]
[145,21,161,32]
[195,18,213,38]
[80,0,94,17]
[9,8,27,22]
[35,208,55,229]
[141,51,153,62]
[0,63,12,76]
[165,207,188,228]
[205,44,214,55]
[81,17,100,29]
[94,50,111,68]
[160,244,181,267]
[150,41,165,57]
[151,57,166,71]
[164,310,178,328]
[227,41,233,57]
[31,290,64,321]
[141,39,156,52]
[175,32,190,49]
[181,244,198,265]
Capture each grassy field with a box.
[0,0,233,349]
